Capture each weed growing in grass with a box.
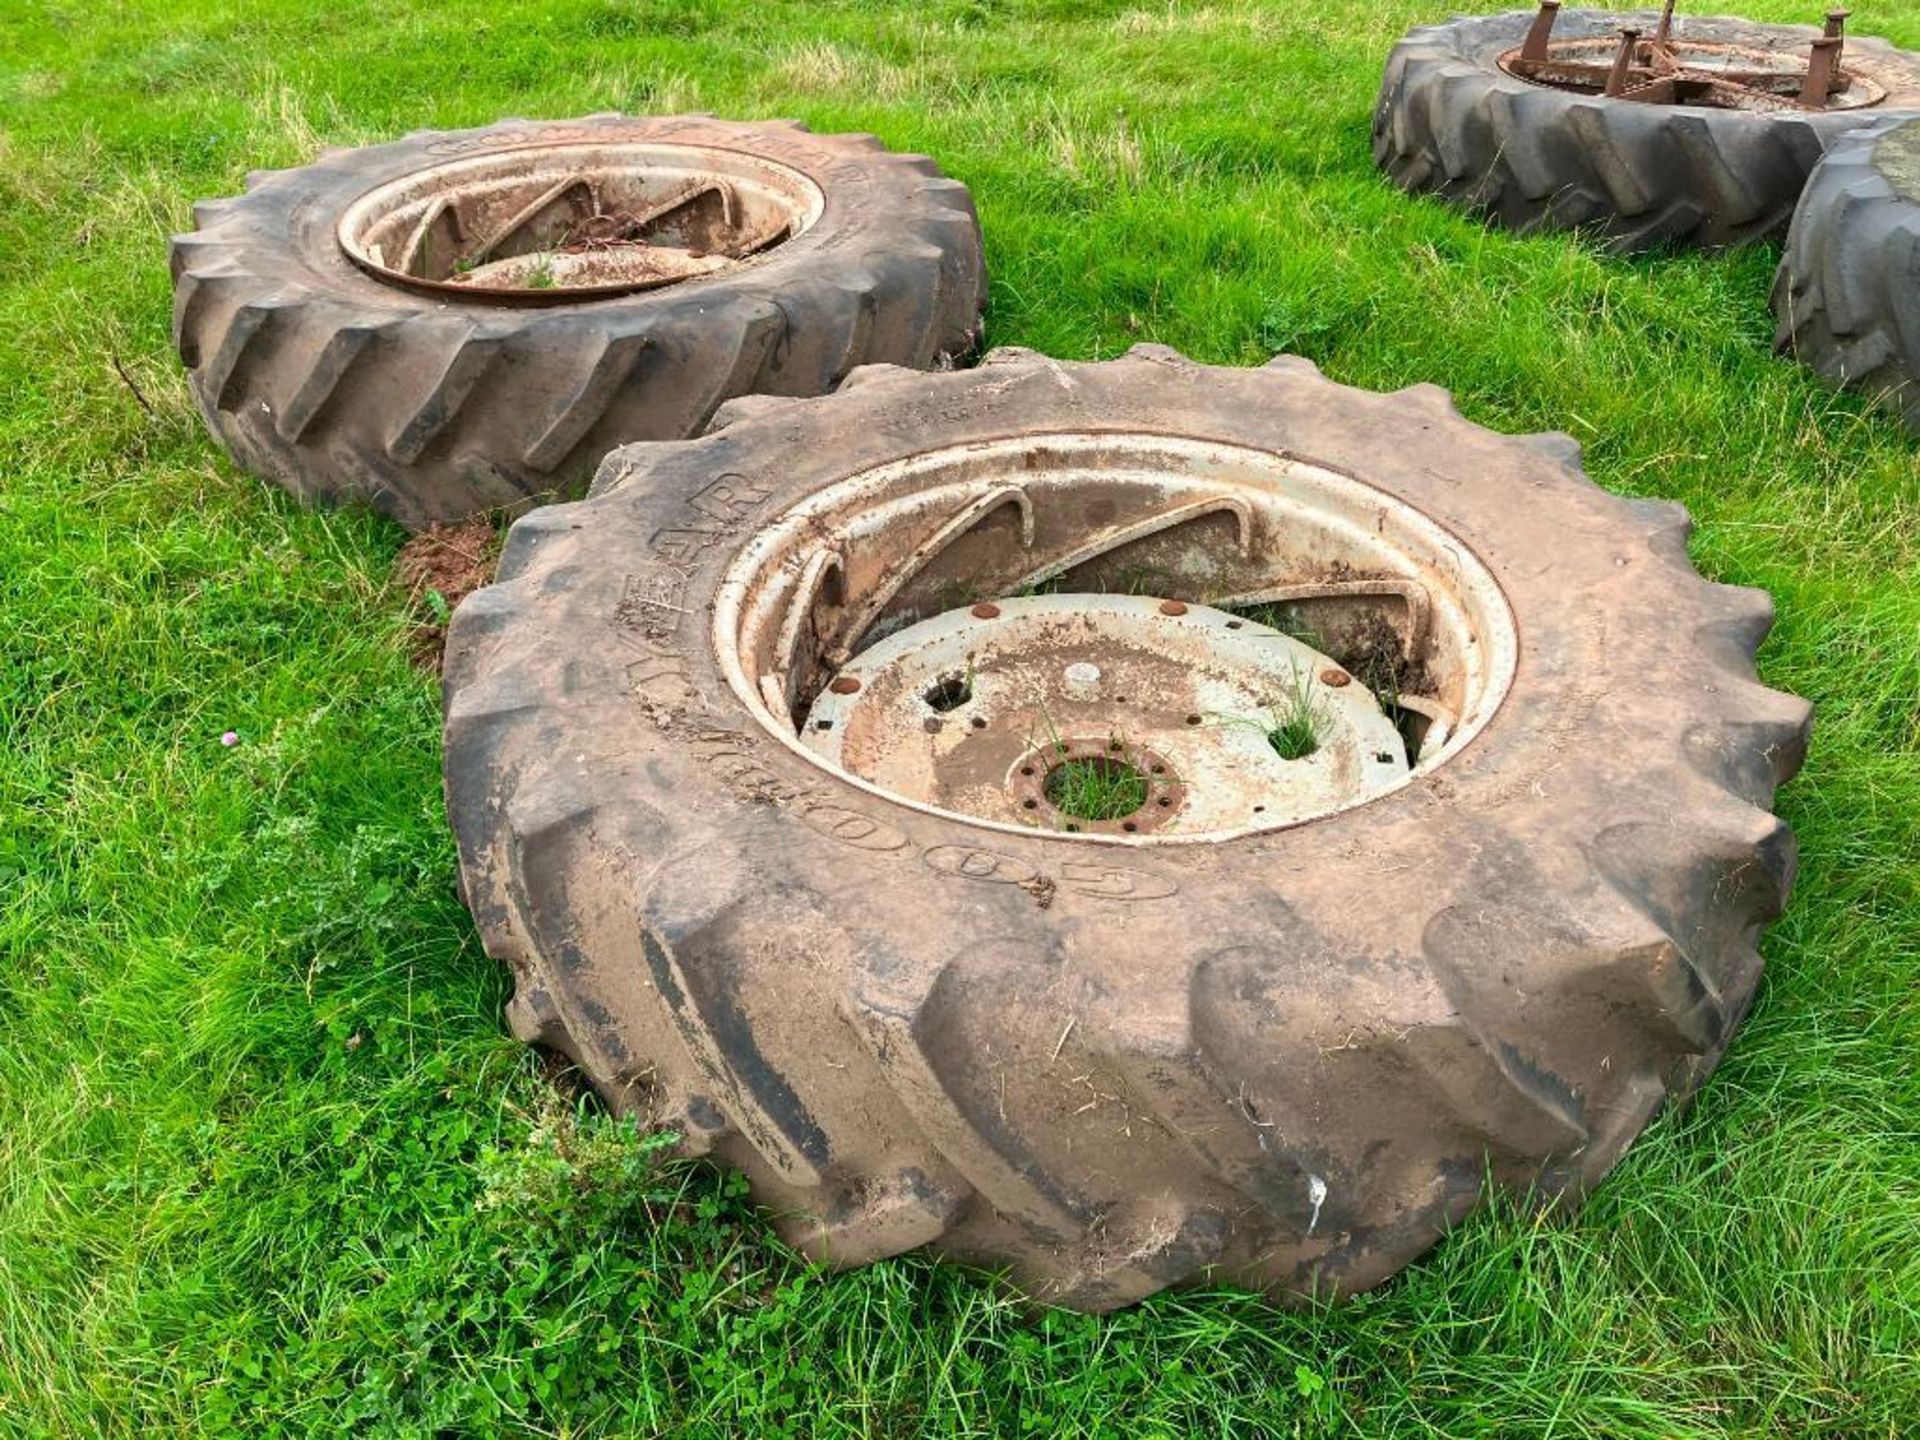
[524,254,557,290]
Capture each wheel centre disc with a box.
[802,595,1411,837]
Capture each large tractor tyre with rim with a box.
[442,347,1809,1310]
[1374,9,1920,253]
[1772,114,1920,433]
[170,114,986,531]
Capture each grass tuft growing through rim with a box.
[1043,751,1151,822]
[1266,665,1326,760]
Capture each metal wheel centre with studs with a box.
[717,432,1516,844]
[1503,1,1886,112]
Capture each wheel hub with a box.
[715,432,1518,845]
[336,141,823,302]
[1500,2,1887,113]
[801,595,1411,837]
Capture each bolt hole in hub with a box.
[716,434,1519,844]
[924,674,973,712]
[337,143,824,301]
[1501,3,1887,112]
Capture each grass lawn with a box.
[4,0,1919,1434]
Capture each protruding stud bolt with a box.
[1521,0,1561,63]
[1824,9,1849,71]
[1801,35,1841,107]
[829,675,862,695]
[1604,28,1641,97]
[1320,668,1352,688]
[970,601,1001,619]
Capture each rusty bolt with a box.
[1320,668,1351,688]
[1521,0,1561,63]
[1801,35,1841,106]
[1604,28,1641,97]
[970,602,1001,620]
[1158,599,1189,616]
[829,675,862,695]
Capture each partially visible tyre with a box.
[1773,114,1920,433]
[171,115,986,530]
[443,347,1809,1310]
[1374,9,1920,253]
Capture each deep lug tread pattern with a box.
[199,296,290,411]
[704,392,806,436]
[385,322,504,465]
[643,916,830,1188]
[1774,117,1920,435]
[785,1169,972,1269]
[1374,11,1920,254]
[520,323,652,472]
[444,349,1808,1310]
[275,315,393,444]
[682,299,790,436]
[848,966,1085,1236]
[171,114,987,530]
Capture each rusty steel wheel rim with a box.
[335,141,825,303]
[1501,2,1888,113]
[714,433,1521,845]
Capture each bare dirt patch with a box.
[393,515,501,672]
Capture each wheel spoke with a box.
[396,196,464,278]
[1502,6,1872,115]
[1214,576,1433,661]
[831,485,1035,664]
[770,547,846,721]
[464,176,599,267]
[1008,495,1253,596]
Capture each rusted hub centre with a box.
[1500,4,1887,112]
[715,432,1519,846]
[800,595,1410,836]
[336,142,823,302]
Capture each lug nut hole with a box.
[923,674,972,712]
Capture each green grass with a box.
[1265,668,1325,761]
[4,0,1920,1434]
[1043,751,1151,822]
[523,253,559,289]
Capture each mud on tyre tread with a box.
[171,115,986,530]
[1374,10,1920,253]
[443,347,1809,1310]
[1772,115,1920,433]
